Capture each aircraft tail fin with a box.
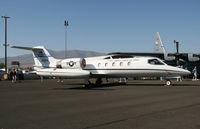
[12,46,58,68]
[154,32,167,54]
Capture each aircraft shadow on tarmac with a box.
[52,81,200,90]
[52,83,123,90]
[125,83,200,87]
[172,82,200,87]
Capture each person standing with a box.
[11,69,17,83]
[192,66,198,81]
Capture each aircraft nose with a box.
[180,69,191,75]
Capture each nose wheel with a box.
[165,80,172,86]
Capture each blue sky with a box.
[0,0,200,57]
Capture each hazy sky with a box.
[0,0,200,57]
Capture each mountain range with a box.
[0,49,105,68]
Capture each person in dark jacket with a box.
[11,69,17,83]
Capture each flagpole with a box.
[1,16,10,73]
[64,20,68,58]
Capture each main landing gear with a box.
[165,80,172,86]
[96,78,102,85]
[83,78,91,88]
[83,78,103,88]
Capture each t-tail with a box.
[12,46,59,69]
[154,32,175,61]
[154,32,167,54]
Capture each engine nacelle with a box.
[59,58,86,69]
[37,58,89,78]
[188,54,200,62]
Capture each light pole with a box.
[64,20,69,58]
[1,16,10,73]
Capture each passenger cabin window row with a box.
[98,62,131,67]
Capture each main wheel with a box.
[83,79,92,88]
[165,80,172,86]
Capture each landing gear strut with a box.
[96,78,102,85]
[83,79,91,88]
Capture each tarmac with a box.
[0,79,200,129]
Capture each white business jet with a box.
[12,46,190,86]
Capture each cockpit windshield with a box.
[148,59,165,65]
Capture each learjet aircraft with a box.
[12,46,190,86]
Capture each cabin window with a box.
[98,63,101,67]
[105,63,108,67]
[127,62,131,66]
[112,62,116,67]
[148,59,164,65]
[120,62,123,66]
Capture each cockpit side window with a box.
[148,59,164,65]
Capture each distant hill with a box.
[0,50,105,68]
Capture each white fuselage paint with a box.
[36,55,190,78]
[84,56,190,78]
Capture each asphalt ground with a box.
[0,79,200,129]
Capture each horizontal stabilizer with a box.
[11,46,43,51]
[12,45,58,68]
